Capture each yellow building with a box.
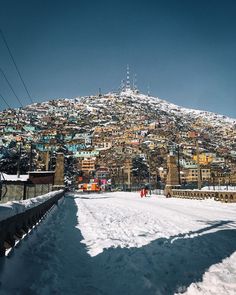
[184,168,211,183]
[81,158,96,172]
[193,154,213,165]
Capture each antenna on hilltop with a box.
[133,74,138,92]
[98,88,102,97]
[120,79,125,92]
[126,64,131,91]
[147,84,150,97]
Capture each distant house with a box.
[75,150,99,158]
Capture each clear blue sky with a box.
[0,0,236,118]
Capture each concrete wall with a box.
[0,183,53,203]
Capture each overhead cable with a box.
[0,67,24,107]
[0,92,11,108]
[0,28,33,104]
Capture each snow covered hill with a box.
[29,88,236,129]
[118,89,236,126]
[1,88,235,176]
[1,192,236,295]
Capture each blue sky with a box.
[0,0,236,117]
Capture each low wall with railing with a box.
[0,190,65,256]
[170,189,236,203]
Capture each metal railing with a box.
[0,190,65,256]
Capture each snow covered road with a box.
[0,192,236,295]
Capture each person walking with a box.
[144,187,148,197]
[140,188,144,198]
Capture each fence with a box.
[171,189,236,203]
[0,190,65,256]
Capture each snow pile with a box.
[0,190,64,222]
[177,252,236,295]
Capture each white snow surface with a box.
[75,192,236,256]
[0,192,236,295]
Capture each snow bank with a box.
[177,252,236,295]
[0,190,64,222]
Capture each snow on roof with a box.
[2,173,29,182]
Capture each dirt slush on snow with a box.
[0,192,236,295]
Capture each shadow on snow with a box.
[0,196,236,295]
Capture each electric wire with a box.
[0,92,11,108]
[0,29,33,104]
[0,67,24,107]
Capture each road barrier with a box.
[170,189,236,203]
[0,190,65,256]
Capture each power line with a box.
[0,67,24,107]
[0,29,33,104]
[0,92,11,108]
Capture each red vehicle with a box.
[78,183,101,192]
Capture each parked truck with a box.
[78,183,101,193]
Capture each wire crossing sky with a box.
[0,0,236,118]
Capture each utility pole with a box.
[17,143,22,178]
[45,150,49,171]
[147,152,151,191]
[177,144,181,185]
[29,142,34,171]
[196,139,202,190]
[125,159,132,191]
[0,173,2,200]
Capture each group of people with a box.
[140,186,151,198]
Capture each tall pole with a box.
[17,143,22,178]
[196,139,201,189]
[99,88,102,97]
[29,143,34,171]
[126,65,131,91]
[122,167,124,190]
[177,144,181,185]
[45,150,49,171]
[0,173,2,200]
[147,153,151,190]
[127,164,131,191]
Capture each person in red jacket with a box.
[140,188,144,198]
[144,187,148,197]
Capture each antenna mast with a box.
[133,74,138,92]
[147,84,150,97]
[126,65,131,91]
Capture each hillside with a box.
[0,89,236,183]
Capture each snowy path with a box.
[0,192,236,295]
